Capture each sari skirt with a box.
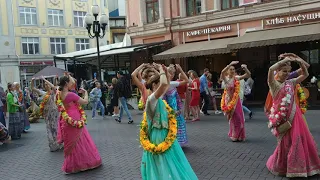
[228,100,246,141]
[267,107,320,177]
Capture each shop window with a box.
[76,38,90,51]
[19,7,37,25]
[186,0,201,16]
[221,0,239,10]
[146,0,159,23]
[73,11,86,27]
[22,37,39,55]
[48,9,64,26]
[50,38,66,54]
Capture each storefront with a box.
[150,11,320,104]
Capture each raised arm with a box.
[77,88,89,105]
[294,58,309,84]
[154,64,169,99]
[41,76,55,89]
[31,78,42,95]
[131,63,147,92]
[175,64,188,86]
[267,58,292,85]
[237,64,251,81]
[220,61,239,81]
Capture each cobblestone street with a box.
[1,109,320,180]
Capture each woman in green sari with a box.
[140,63,198,180]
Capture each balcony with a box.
[127,0,320,36]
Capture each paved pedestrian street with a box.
[1,110,320,180]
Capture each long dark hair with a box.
[58,76,70,91]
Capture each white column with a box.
[139,0,146,26]
[214,0,221,11]
[201,0,206,13]
[158,0,164,22]
[179,0,186,17]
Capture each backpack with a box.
[119,77,132,99]
[244,82,251,96]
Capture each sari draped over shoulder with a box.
[223,78,246,141]
[57,92,101,174]
[141,98,198,180]
[163,87,188,145]
[266,80,320,177]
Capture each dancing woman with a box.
[31,76,62,152]
[7,83,22,140]
[13,82,30,132]
[265,53,310,126]
[188,70,200,122]
[56,75,102,174]
[266,56,320,177]
[140,64,198,180]
[220,61,251,142]
[165,64,189,146]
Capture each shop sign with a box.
[186,25,231,37]
[239,0,258,6]
[265,12,320,26]
[20,61,54,65]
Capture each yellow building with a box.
[0,0,110,88]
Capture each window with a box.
[109,19,126,27]
[221,0,239,10]
[19,7,37,25]
[146,0,159,23]
[48,9,64,26]
[22,37,39,55]
[73,11,86,27]
[50,38,66,54]
[113,34,125,43]
[186,0,201,16]
[76,38,90,51]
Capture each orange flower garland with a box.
[56,92,87,128]
[39,92,51,116]
[221,79,240,113]
[297,84,307,114]
[139,100,177,154]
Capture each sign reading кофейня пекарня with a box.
[186,25,232,37]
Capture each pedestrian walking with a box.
[188,70,200,122]
[90,82,105,119]
[116,71,133,124]
[199,68,210,115]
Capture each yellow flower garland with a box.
[39,92,51,116]
[221,79,240,113]
[139,100,177,154]
[297,84,307,114]
[56,92,87,128]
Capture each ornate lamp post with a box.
[84,5,108,81]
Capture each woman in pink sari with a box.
[57,75,102,174]
[266,56,320,177]
[220,61,251,142]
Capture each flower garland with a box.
[55,92,87,128]
[139,101,177,154]
[296,84,307,114]
[268,83,292,135]
[221,79,240,113]
[39,92,51,116]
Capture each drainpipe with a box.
[169,0,173,64]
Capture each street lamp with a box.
[84,5,108,81]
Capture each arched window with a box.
[146,0,159,23]
[186,0,201,16]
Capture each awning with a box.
[228,23,320,50]
[79,46,143,59]
[153,37,234,60]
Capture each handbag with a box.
[277,121,292,134]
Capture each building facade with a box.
[0,0,110,88]
[126,0,320,103]
[108,0,126,44]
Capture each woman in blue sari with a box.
[163,64,189,146]
[140,64,197,180]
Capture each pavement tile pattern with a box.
[1,110,320,180]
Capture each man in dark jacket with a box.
[115,71,133,124]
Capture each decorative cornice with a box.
[49,0,61,6]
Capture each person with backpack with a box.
[115,71,133,124]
